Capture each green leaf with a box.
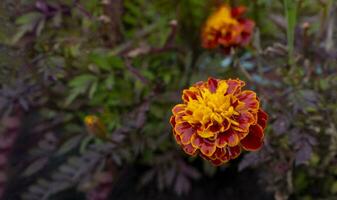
[105,75,115,90]
[89,53,111,70]
[69,74,97,87]
[89,81,98,99]
[108,55,124,69]
[11,24,33,44]
[16,12,43,25]
[56,135,83,156]
[65,88,83,106]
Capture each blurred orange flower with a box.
[170,78,267,165]
[85,115,109,141]
[201,5,255,52]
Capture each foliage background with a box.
[0,0,336,199]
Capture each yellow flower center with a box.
[183,81,240,138]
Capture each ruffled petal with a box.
[221,118,231,132]
[182,144,197,155]
[258,109,268,121]
[172,104,186,115]
[210,158,223,166]
[227,131,240,147]
[174,122,195,145]
[227,145,241,159]
[232,111,255,132]
[231,6,246,18]
[208,77,219,93]
[170,116,176,127]
[226,79,245,95]
[240,124,264,151]
[237,90,259,111]
[192,136,216,157]
[173,130,181,145]
[215,132,228,148]
[239,19,255,45]
[216,129,240,148]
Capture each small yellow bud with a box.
[84,115,109,141]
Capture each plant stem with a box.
[283,0,297,69]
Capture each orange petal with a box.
[172,104,186,115]
[226,79,245,95]
[233,112,255,132]
[222,118,231,132]
[237,90,259,111]
[227,131,240,147]
[227,145,241,159]
[196,138,216,157]
[174,122,195,145]
[170,116,176,127]
[258,118,267,130]
[216,129,240,147]
[210,159,223,166]
[213,147,231,162]
[215,132,228,148]
[240,20,255,45]
[182,144,197,156]
[208,77,218,93]
[200,139,216,156]
[241,19,255,32]
[258,109,268,121]
[214,147,226,159]
[207,122,222,134]
[174,113,185,123]
[173,130,181,144]
[240,124,264,151]
[231,6,246,18]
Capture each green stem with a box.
[283,0,297,69]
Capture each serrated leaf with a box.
[16,12,43,25]
[105,75,115,90]
[23,157,49,177]
[89,81,98,99]
[64,88,82,106]
[69,74,97,87]
[56,135,83,156]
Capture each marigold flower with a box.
[201,4,255,52]
[170,78,268,165]
[85,115,109,141]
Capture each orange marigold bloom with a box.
[201,4,255,52]
[170,78,268,166]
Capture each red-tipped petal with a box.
[210,158,223,166]
[226,79,245,94]
[182,144,197,155]
[173,130,181,144]
[233,111,255,132]
[258,109,268,121]
[231,6,246,18]
[174,122,195,145]
[237,90,259,111]
[199,139,217,157]
[170,116,176,127]
[227,145,241,159]
[172,104,186,115]
[208,77,219,93]
[192,136,216,156]
[240,124,264,151]
[215,132,228,148]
